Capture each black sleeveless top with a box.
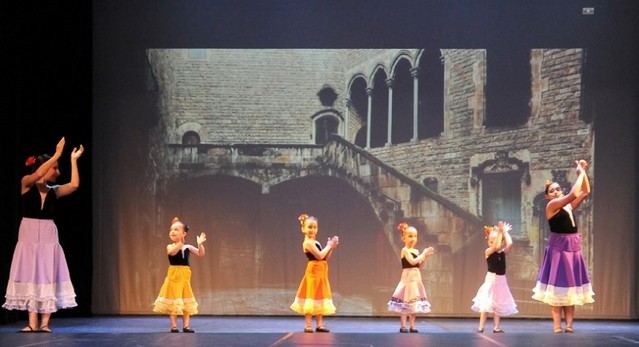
[168,248,190,266]
[305,242,322,261]
[22,184,57,219]
[548,207,578,234]
[401,252,420,269]
[487,251,506,275]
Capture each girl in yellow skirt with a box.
[153,217,206,333]
[290,213,339,333]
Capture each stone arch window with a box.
[391,57,413,144]
[311,111,342,145]
[370,68,389,148]
[182,131,201,145]
[471,151,530,236]
[485,47,531,128]
[417,49,444,139]
[347,76,368,148]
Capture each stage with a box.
[1,316,638,346]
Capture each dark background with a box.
[2,0,638,322]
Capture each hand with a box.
[71,144,84,161]
[498,221,512,233]
[327,236,339,248]
[422,247,435,256]
[197,232,207,245]
[54,137,66,157]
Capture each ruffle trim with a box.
[153,297,199,315]
[290,298,336,315]
[532,282,595,306]
[3,281,77,313]
[387,297,431,314]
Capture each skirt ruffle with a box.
[532,232,594,306]
[387,268,431,314]
[471,272,518,316]
[3,218,77,313]
[153,265,199,315]
[290,260,336,315]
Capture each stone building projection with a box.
[140,49,593,316]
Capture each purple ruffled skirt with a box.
[532,232,594,306]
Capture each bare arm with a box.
[56,145,84,197]
[167,241,184,256]
[21,137,65,193]
[570,161,590,210]
[304,239,336,260]
[403,247,434,266]
[546,165,586,219]
[188,232,207,256]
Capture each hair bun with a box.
[298,213,309,226]
[544,179,552,189]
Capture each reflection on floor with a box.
[1,315,638,346]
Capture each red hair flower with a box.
[397,222,409,233]
[25,156,36,167]
[483,225,494,239]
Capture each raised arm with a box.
[570,160,590,210]
[189,232,207,256]
[21,137,65,192]
[501,222,513,254]
[56,145,84,197]
[546,162,587,218]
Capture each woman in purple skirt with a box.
[3,137,84,333]
[532,159,594,333]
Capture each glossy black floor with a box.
[1,316,638,346]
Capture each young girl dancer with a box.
[153,217,207,333]
[471,221,518,333]
[290,213,339,333]
[388,222,435,333]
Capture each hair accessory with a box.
[483,225,494,239]
[171,216,189,231]
[544,179,552,188]
[25,156,36,167]
[397,222,409,234]
[298,213,309,226]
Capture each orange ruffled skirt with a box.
[153,265,199,315]
[290,260,336,315]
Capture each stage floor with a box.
[1,316,638,346]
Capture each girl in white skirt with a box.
[471,221,518,333]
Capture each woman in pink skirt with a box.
[471,221,518,333]
[3,137,84,333]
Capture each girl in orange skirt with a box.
[153,217,206,333]
[290,213,339,333]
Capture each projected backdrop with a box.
[114,49,594,317]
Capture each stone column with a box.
[386,78,394,146]
[366,87,373,149]
[411,67,420,142]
